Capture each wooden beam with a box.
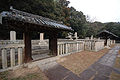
[49,32,57,56]
[23,31,33,63]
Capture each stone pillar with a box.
[39,33,47,45]
[66,32,73,40]
[98,37,100,40]
[40,33,44,41]
[113,40,116,44]
[74,32,78,40]
[10,31,16,41]
[107,38,110,46]
[91,35,93,40]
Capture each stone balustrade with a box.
[94,41,104,51]
[57,41,84,56]
[107,39,116,46]
[0,47,23,69]
[83,39,105,51]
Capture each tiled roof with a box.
[97,30,119,39]
[0,7,72,31]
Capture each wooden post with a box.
[23,31,33,63]
[2,48,7,69]
[49,32,57,56]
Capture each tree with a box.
[103,22,120,37]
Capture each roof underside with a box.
[97,30,119,39]
[0,7,72,32]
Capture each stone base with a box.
[104,46,111,49]
[117,55,120,57]
[39,40,47,45]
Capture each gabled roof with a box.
[97,30,119,39]
[0,7,72,31]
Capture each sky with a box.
[68,0,120,23]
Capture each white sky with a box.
[68,0,120,23]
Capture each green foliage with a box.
[85,21,105,37]
[68,7,87,38]
[103,22,120,37]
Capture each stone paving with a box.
[79,45,120,80]
[44,64,81,80]
[37,45,120,80]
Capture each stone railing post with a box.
[84,41,86,50]
[60,44,62,55]
[65,43,68,54]
[67,43,69,53]
[77,42,79,52]
[18,47,23,65]
[72,43,73,52]
[81,42,84,51]
[63,44,64,54]
[94,42,97,51]
[73,43,76,52]
[1,48,7,69]
[10,48,15,67]
[57,45,60,56]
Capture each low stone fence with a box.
[94,41,104,51]
[57,41,84,56]
[0,45,48,71]
[107,39,115,46]
[83,39,105,51]
[0,39,115,71]
[0,47,23,70]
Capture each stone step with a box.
[32,52,51,60]
[32,49,50,55]
[28,56,60,69]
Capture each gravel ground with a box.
[0,66,48,80]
